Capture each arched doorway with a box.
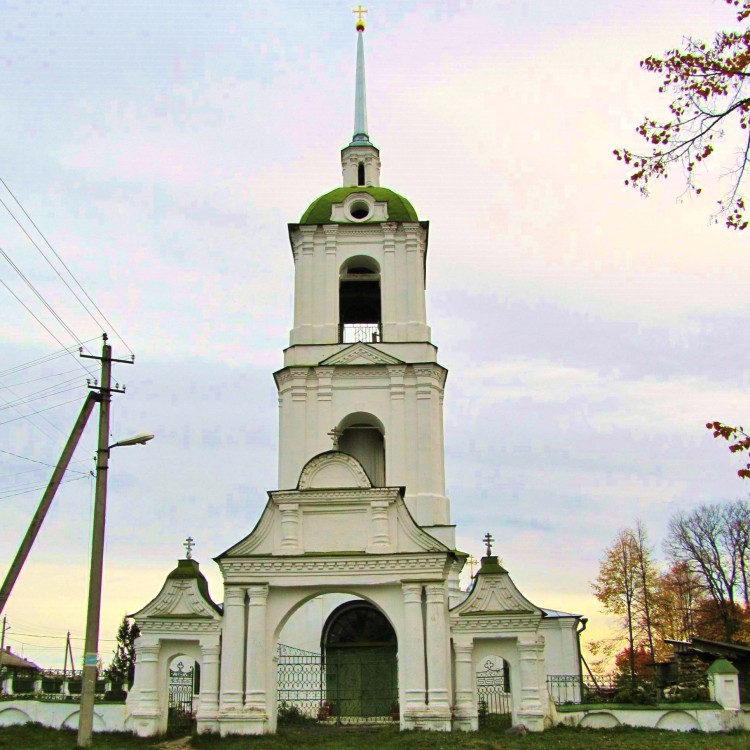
[322,602,398,722]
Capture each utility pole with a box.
[77,333,131,748]
[0,616,6,695]
[0,393,98,617]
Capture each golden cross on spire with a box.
[352,4,368,31]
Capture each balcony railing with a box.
[340,323,381,344]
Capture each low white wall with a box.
[553,704,749,732]
[0,700,131,733]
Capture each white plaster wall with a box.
[0,700,130,733]
[276,364,449,526]
[288,223,430,348]
[539,618,580,676]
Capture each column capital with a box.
[453,637,474,655]
[401,581,423,603]
[247,583,269,604]
[424,581,446,603]
[223,586,246,605]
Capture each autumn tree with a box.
[665,500,750,642]
[614,0,750,229]
[592,525,660,682]
[652,560,706,645]
[706,421,750,479]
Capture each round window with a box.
[349,200,371,220]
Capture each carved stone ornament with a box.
[297,451,372,490]
[132,579,222,622]
[319,342,404,367]
[451,566,542,619]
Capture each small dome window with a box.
[349,200,370,220]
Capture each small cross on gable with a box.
[184,536,195,559]
[483,532,494,557]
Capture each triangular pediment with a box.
[218,482,448,559]
[132,561,222,621]
[451,557,542,618]
[319,343,403,366]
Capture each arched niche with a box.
[339,256,381,344]
[337,412,385,487]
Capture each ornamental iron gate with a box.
[277,643,398,725]
[168,661,195,732]
[476,657,512,728]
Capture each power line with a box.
[0,338,99,379]
[0,385,65,441]
[0,380,84,411]
[0,245,87,351]
[0,177,133,356]
[0,277,96,379]
[0,473,88,500]
[0,397,85,427]
[0,366,82,390]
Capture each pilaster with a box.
[517,636,546,732]
[244,584,270,712]
[219,586,246,712]
[196,639,221,732]
[400,582,427,718]
[453,637,478,731]
[130,640,161,737]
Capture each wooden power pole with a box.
[77,333,131,748]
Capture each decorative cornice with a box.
[319,343,404,367]
[220,554,448,580]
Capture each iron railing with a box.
[340,323,381,344]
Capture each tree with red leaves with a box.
[615,1,750,229]
[707,421,750,479]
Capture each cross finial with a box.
[352,4,367,31]
[184,536,195,559]
[483,532,494,557]
[327,426,344,450]
[468,555,478,577]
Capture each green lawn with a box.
[0,724,747,750]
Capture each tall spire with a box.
[351,6,371,146]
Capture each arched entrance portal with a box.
[322,602,398,722]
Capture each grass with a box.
[0,724,748,750]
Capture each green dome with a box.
[300,186,418,224]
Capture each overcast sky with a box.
[1,0,749,669]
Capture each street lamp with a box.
[77,432,153,748]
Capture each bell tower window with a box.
[337,413,386,486]
[357,162,366,186]
[339,256,381,343]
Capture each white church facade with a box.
[126,19,583,737]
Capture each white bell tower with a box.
[274,19,452,543]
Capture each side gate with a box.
[476,657,512,728]
[168,661,195,732]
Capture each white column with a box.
[517,636,546,731]
[315,367,334,454]
[381,223,397,340]
[366,500,390,552]
[219,586,246,711]
[401,582,426,713]
[424,582,451,711]
[453,638,474,713]
[244,584,269,711]
[387,365,406,487]
[323,225,338,342]
[134,640,160,714]
[198,639,221,718]
[278,503,301,553]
